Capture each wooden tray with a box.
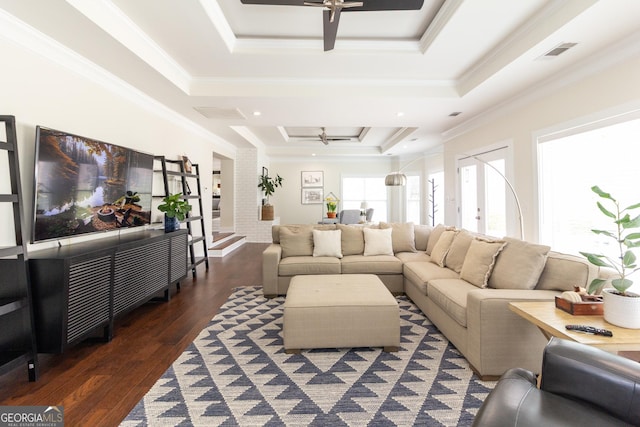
[555,296,603,315]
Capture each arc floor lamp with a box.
[385,153,524,240]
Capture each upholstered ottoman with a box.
[283,274,400,353]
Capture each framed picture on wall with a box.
[301,188,323,204]
[301,171,323,188]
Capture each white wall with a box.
[443,55,640,241]
[268,157,397,225]
[0,33,235,254]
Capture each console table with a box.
[509,301,640,361]
[29,230,187,353]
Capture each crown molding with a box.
[0,7,236,155]
[442,30,640,142]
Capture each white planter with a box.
[603,289,640,329]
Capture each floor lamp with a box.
[385,153,524,240]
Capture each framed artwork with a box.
[301,188,323,204]
[301,171,323,188]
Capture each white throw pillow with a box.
[312,229,343,258]
[363,227,394,256]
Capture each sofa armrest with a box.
[465,289,560,376]
[541,337,640,426]
[262,244,282,297]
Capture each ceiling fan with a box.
[295,128,354,145]
[239,0,425,51]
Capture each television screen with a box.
[32,126,154,242]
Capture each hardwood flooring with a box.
[0,242,269,427]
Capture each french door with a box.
[458,147,511,238]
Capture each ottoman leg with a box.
[384,346,399,353]
[285,348,301,354]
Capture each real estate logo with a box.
[0,406,63,427]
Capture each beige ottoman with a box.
[283,274,400,353]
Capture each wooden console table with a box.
[509,301,640,360]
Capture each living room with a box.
[1,1,640,426]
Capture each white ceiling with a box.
[1,0,640,159]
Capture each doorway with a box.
[457,146,513,238]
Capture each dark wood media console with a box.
[29,230,188,353]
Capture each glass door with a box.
[458,148,509,237]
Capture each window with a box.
[406,175,420,224]
[538,115,640,287]
[342,176,387,223]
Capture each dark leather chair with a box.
[473,337,640,427]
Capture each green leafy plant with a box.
[158,193,192,221]
[258,173,283,204]
[580,186,640,296]
[325,196,338,213]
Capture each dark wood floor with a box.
[0,242,269,427]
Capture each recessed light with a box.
[396,112,405,117]
[253,111,261,116]
[311,153,316,157]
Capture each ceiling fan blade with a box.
[323,9,341,51]
[342,0,424,11]
[240,0,310,5]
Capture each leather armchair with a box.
[473,337,640,427]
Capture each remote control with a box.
[565,324,613,337]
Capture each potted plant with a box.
[325,195,338,218]
[580,186,640,328]
[158,193,192,232]
[258,172,283,221]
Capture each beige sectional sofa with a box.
[262,222,598,379]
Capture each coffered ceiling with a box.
[1,0,639,159]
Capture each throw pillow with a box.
[429,229,458,267]
[379,222,417,253]
[426,224,446,255]
[488,237,551,290]
[414,224,433,252]
[444,230,474,273]
[312,229,343,258]
[460,238,507,288]
[279,225,314,258]
[363,227,394,256]
[337,224,365,255]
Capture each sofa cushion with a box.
[536,251,595,291]
[428,279,478,328]
[489,237,551,290]
[403,261,459,295]
[337,224,365,256]
[363,227,394,256]
[279,256,341,276]
[460,238,507,288]
[312,229,343,258]
[426,224,447,255]
[430,229,458,267]
[380,222,417,253]
[445,229,474,273]
[341,255,403,274]
[414,224,433,252]
[273,224,335,244]
[395,252,431,263]
[279,225,314,257]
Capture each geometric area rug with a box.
[121,286,495,427]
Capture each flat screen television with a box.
[31,126,154,243]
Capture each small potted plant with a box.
[325,194,339,218]
[258,172,283,221]
[580,186,640,329]
[158,193,192,232]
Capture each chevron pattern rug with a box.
[121,286,495,426]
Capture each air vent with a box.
[194,107,246,120]
[542,42,577,58]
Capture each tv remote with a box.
[565,324,613,337]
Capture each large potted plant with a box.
[580,186,640,328]
[258,172,283,221]
[158,193,192,232]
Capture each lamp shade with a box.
[385,172,407,186]
[360,201,369,210]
